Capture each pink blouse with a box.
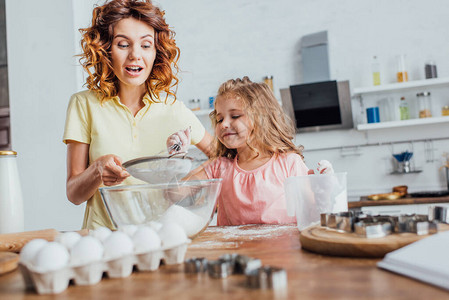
[203,153,309,226]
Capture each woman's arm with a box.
[66,140,129,205]
[195,131,214,158]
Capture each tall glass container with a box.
[0,151,24,233]
[371,56,381,86]
[397,54,408,82]
[417,92,432,118]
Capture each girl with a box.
[63,0,213,229]
[168,77,310,226]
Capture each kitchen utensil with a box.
[99,179,222,239]
[184,257,208,273]
[207,258,233,278]
[122,153,192,184]
[246,266,287,289]
[0,252,19,275]
[299,223,449,258]
[354,221,392,238]
[429,206,449,223]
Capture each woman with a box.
[63,0,212,229]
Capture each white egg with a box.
[20,239,48,265]
[159,205,205,237]
[33,242,69,272]
[70,236,104,266]
[148,221,163,231]
[118,224,138,237]
[158,222,188,248]
[132,226,161,253]
[54,232,81,250]
[89,227,112,242]
[103,231,134,259]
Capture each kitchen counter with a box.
[349,195,449,209]
[0,224,447,299]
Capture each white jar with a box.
[0,151,24,233]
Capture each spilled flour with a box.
[189,224,296,249]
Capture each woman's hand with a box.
[94,154,130,186]
[166,127,191,154]
[66,141,129,205]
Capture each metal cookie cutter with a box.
[429,206,449,223]
[354,221,392,238]
[184,257,208,273]
[335,212,355,233]
[246,266,287,290]
[207,256,234,278]
[412,221,438,235]
[234,255,262,274]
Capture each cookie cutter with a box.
[246,266,287,289]
[354,221,392,238]
[234,255,262,274]
[429,206,449,223]
[411,221,438,235]
[184,257,208,273]
[207,255,236,278]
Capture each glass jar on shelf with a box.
[397,54,408,82]
[416,92,432,118]
[442,105,449,116]
[188,98,201,111]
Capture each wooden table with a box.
[0,224,447,299]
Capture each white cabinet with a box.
[361,204,418,215]
[352,77,449,131]
[360,202,449,215]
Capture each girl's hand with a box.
[166,127,191,154]
[317,160,334,174]
[94,154,130,186]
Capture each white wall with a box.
[5,0,449,230]
[156,0,449,199]
[6,0,84,231]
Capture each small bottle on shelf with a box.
[416,92,432,118]
[397,54,408,82]
[399,97,410,120]
[425,60,438,79]
[442,105,449,116]
[371,56,381,86]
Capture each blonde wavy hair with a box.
[79,0,180,102]
[209,76,304,160]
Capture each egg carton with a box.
[19,241,189,294]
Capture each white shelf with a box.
[352,77,449,96]
[193,109,212,116]
[357,116,449,131]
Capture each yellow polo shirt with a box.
[63,90,206,229]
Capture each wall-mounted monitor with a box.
[280,80,353,132]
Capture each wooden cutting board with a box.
[0,252,19,275]
[0,229,89,253]
[299,224,449,258]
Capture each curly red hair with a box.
[79,0,180,102]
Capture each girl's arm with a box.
[66,141,129,205]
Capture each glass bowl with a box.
[99,179,222,239]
